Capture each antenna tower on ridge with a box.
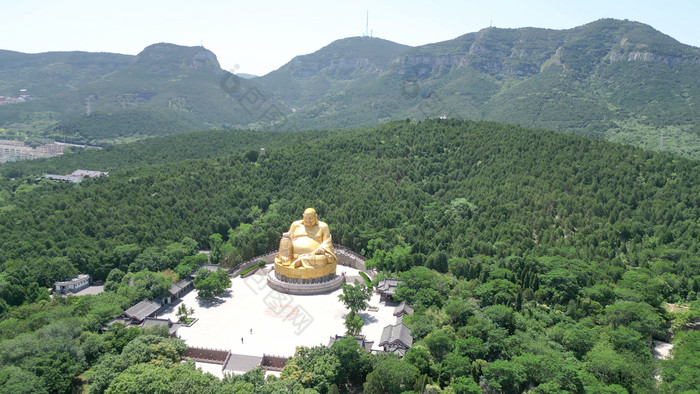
[365,10,369,37]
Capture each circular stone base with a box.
[267,270,345,295]
[274,260,337,280]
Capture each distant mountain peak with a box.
[135,43,220,72]
[269,36,411,79]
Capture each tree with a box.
[338,281,371,313]
[281,346,341,393]
[111,244,142,271]
[344,312,364,337]
[175,254,207,280]
[338,281,371,336]
[396,267,450,308]
[584,340,634,390]
[403,345,433,376]
[0,366,47,394]
[104,268,125,292]
[483,305,516,334]
[105,362,222,394]
[444,298,474,327]
[449,376,481,394]
[437,351,472,386]
[474,279,519,307]
[423,329,455,363]
[364,358,419,394]
[194,269,231,298]
[662,331,700,392]
[208,234,224,264]
[176,304,194,323]
[537,268,580,305]
[482,359,526,394]
[601,301,664,340]
[330,337,372,386]
[127,270,171,300]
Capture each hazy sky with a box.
[3,0,699,76]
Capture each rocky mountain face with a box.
[1,19,698,158]
[258,19,699,158]
[257,37,410,107]
[0,50,132,97]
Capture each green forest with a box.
[0,119,698,393]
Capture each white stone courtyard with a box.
[158,264,398,376]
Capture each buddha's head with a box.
[303,208,318,226]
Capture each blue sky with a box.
[2,0,698,75]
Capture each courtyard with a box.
[158,264,397,375]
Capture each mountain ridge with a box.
[1,19,698,158]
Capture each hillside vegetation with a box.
[2,19,699,158]
[0,120,698,392]
[0,128,335,178]
[0,44,284,141]
[260,19,700,158]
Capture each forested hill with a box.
[1,119,697,286]
[3,19,700,159]
[0,50,132,98]
[0,128,337,178]
[0,44,284,143]
[258,19,700,159]
[1,119,699,392]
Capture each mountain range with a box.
[0,18,698,158]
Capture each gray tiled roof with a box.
[327,335,374,352]
[379,323,413,349]
[393,301,414,316]
[141,317,182,336]
[377,279,399,295]
[55,274,90,286]
[170,278,194,295]
[141,317,171,328]
[169,283,181,295]
[123,299,160,321]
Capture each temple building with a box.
[377,278,400,301]
[123,299,161,324]
[54,274,90,294]
[379,322,414,356]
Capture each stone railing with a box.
[183,346,230,365]
[334,244,375,279]
[261,354,289,371]
[230,251,276,277]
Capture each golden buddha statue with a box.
[274,208,337,280]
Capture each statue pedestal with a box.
[266,270,345,295]
[273,261,337,280]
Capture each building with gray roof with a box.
[327,335,374,352]
[376,278,400,301]
[167,278,194,303]
[379,322,413,353]
[123,299,161,323]
[393,301,414,317]
[54,274,90,294]
[141,317,184,337]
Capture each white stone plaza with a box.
[159,265,397,366]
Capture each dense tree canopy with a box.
[0,119,698,392]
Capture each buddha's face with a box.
[303,211,317,226]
